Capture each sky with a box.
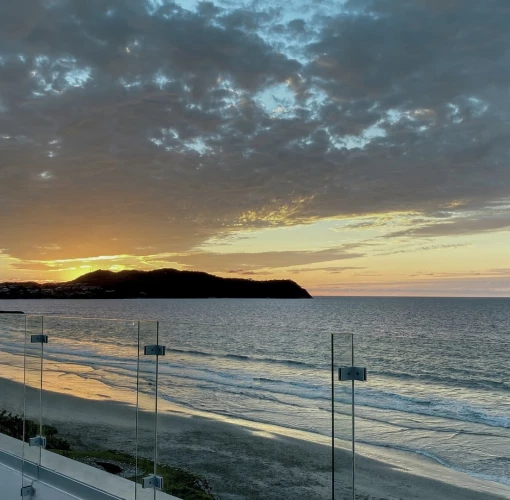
[0,0,509,296]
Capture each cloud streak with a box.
[385,215,510,238]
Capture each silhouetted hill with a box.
[0,269,312,299]
[71,269,312,298]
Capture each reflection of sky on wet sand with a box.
[0,356,136,403]
[0,349,330,445]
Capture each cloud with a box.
[287,266,364,274]
[152,247,363,272]
[9,262,55,271]
[225,269,267,275]
[375,242,470,256]
[311,275,510,296]
[409,268,510,278]
[0,0,509,265]
[385,215,510,238]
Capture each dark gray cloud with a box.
[385,215,510,238]
[1,0,509,262]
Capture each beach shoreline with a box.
[0,375,509,500]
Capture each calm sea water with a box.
[1,297,509,486]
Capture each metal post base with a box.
[142,475,164,489]
[20,485,34,497]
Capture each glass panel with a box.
[0,312,26,457]
[144,320,334,500]
[38,316,139,493]
[136,320,159,500]
[353,335,510,500]
[22,315,44,488]
[0,313,25,414]
[332,333,354,500]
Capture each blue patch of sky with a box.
[64,68,92,87]
[447,103,462,124]
[29,55,93,96]
[161,128,179,138]
[34,55,50,67]
[146,0,199,14]
[119,77,143,89]
[183,137,209,154]
[145,0,347,61]
[306,85,329,120]
[329,122,387,151]
[153,71,172,89]
[149,128,177,148]
[149,127,209,154]
[146,0,164,14]
[255,83,297,117]
[467,97,489,117]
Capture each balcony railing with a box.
[1,312,509,500]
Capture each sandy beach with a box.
[1,373,509,500]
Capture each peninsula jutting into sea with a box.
[0,268,312,299]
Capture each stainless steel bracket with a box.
[20,485,34,497]
[338,366,367,382]
[29,435,46,448]
[142,475,164,489]
[144,345,166,356]
[31,334,48,343]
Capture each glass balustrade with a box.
[330,333,510,500]
[351,333,510,500]
[136,320,161,500]
[22,315,45,491]
[38,316,140,493]
[2,312,508,500]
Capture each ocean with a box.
[0,297,509,489]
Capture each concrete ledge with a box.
[0,433,180,500]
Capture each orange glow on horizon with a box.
[1,217,509,296]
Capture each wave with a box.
[167,347,313,368]
[375,369,510,393]
[354,439,510,487]
[167,348,211,357]
[3,340,510,431]
[225,354,250,361]
[352,388,510,429]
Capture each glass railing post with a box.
[351,334,355,500]
[331,333,335,500]
[136,320,164,499]
[332,332,367,500]
[21,315,46,496]
[351,335,356,500]
[332,333,354,500]
[154,321,160,490]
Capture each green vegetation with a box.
[55,450,215,500]
[0,410,71,450]
[55,449,215,500]
[0,410,215,500]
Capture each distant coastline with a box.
[0,268,312,299]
